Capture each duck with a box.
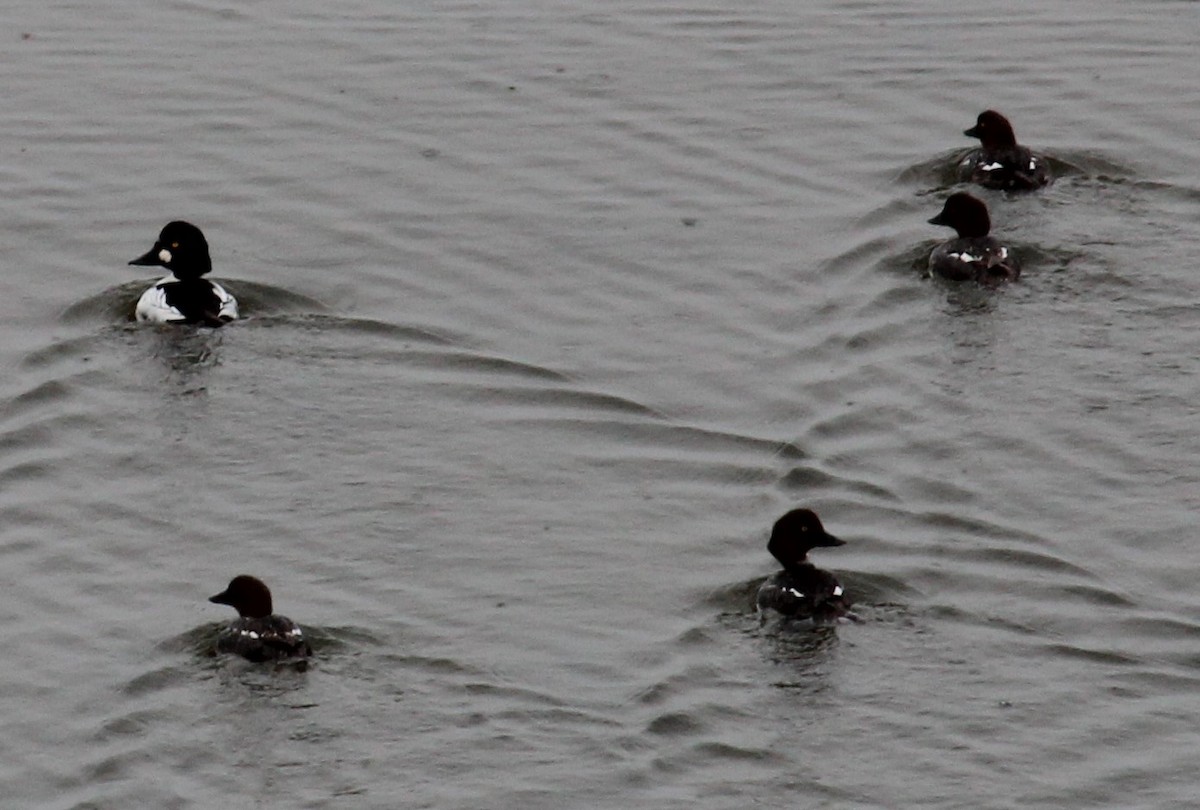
[129,221,238,325]
[958,109,1051,191]
[927,192,1021,284]
[756,508,853,623]
[208,575,311,662]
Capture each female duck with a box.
[209,575,311,662]
[928,193,1020,284]
[129,221,238,325]
[959,109,1050,191]
[757,508,853,623]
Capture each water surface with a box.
[3,1,1200,807]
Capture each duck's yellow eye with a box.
[171,242,179,249]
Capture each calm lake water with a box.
[3,1,1200,807]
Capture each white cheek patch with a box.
[158,248,172,263]
[981,161,1003,172]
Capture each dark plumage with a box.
[958,109,1050,191]
[756,509,852,622]
[927,193,1021,284]
[209,575,312,663]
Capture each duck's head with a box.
[929,192,992,239]
[964,109,1019,151]
[130,221,212,280]
[767,508,845,568]
[209,575,274,618]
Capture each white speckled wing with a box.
[134,277,239,323]
[135,277,185,323]
[211,281,239,320]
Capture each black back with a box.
[158,278,226,325]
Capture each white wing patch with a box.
[786,587,805,599]
[981,161,1003,172]
[833,586,844,597]
[235,627,301,641]
[1028,160,1037,171]
[211,282,239,320]
[134,277,240,323]
[949,251,982,263]
[136,278,185,323]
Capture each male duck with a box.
[130,221,238,325]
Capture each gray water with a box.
[3,1,1200,807]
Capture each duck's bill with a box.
[817,532,846,548]
[129,246,163,266]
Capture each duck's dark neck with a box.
[780,558,817,577]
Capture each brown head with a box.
[209,575,274,618]
[964,110,1019,151]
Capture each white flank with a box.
[212,282,239,320]
[135,280,183,323]
[134,277,239,323]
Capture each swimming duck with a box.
[756,508,852,623]
[209,575,311,662]
[129,221,238,325]
[959,109,1051,191]
[927,192,1021,284]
